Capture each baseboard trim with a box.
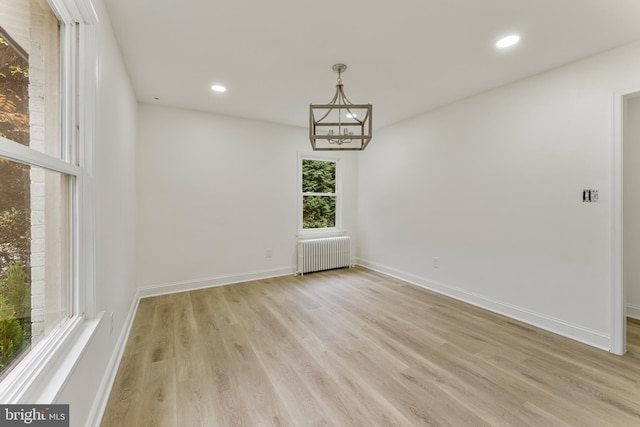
[138,266,297,299]
[356,258,610,351]
[86,291,140,427]
[627,304,640,320]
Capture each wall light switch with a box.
[583,189,599,203]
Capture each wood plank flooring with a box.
[100,267,640,426]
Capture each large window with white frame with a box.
[298,153,342,234]
[0,0,94,397]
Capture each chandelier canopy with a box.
[309,64,372,151]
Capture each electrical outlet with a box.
[265,248,272,258]
[433,258,440,269]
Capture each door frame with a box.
[611,87,640,355]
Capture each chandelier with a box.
[309,64,372,151]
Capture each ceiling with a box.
[103,0,640,130]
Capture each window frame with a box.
[0,0,97,402]
[297,152,343,237]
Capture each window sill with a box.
[0,312,103,403]
[297,229,347,240]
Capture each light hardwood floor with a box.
[101,267,640,426]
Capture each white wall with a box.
[358,40,640,350]
[55,0,138,425]
[135,104,358,291]
[625,95,640,319]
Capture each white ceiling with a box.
[103,0,640,130]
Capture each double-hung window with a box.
[0,0,95,400]
[298,154,341,234]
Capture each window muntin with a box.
[300,156,341,232]
[0,0,74,381]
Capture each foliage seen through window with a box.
[302,159,337,229]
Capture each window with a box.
[0,159,72,375]
[0,0,95,399]
[299,154,341,233]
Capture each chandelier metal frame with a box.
[309,64,372,151]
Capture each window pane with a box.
[302,159,335,193]
[0,0,61,157]
[0,156,71,378]
[303,195,336,229]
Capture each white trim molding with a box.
[86,294,141,427]
[611,87,640,355]
[138,267,297,299]
[627,304,640,320]
[0,137,81,176]
[357,258,611,351]
[0,316,91,402]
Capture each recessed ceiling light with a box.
[496,35,520,49]
[211,85,227,92]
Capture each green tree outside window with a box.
[0,26,32,375]
[302,159,337,229]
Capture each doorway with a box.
[613,89,640,355]
[624,93,640,351]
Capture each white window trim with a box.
[297,152,344,238]
[0,0,97,403]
